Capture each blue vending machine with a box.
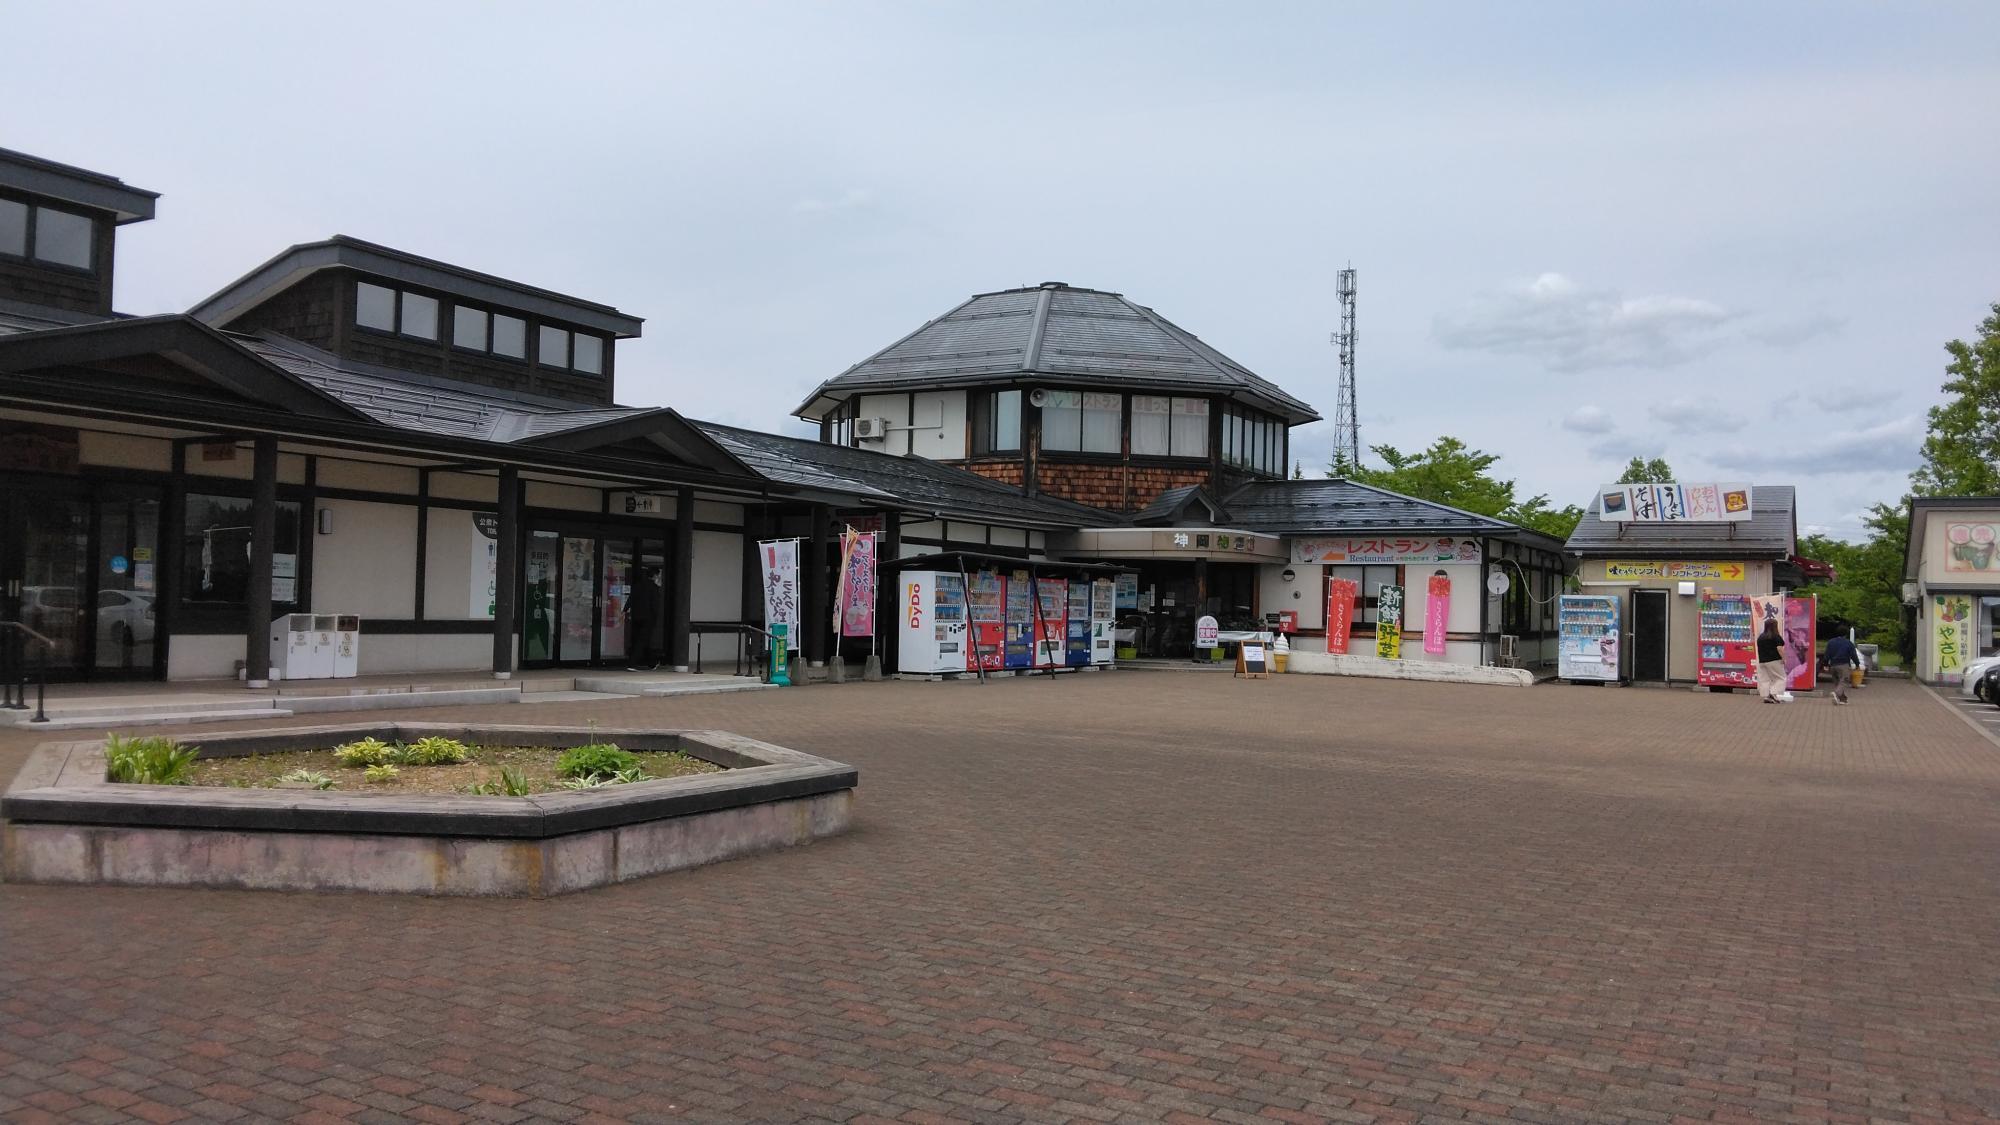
[1003,568,1034,669]
[1065,579,1092,666]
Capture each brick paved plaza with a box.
[3,673,1998,1123]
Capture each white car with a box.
[1961,653,2000,699]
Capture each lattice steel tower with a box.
[1330,266,1360,472]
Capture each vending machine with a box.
[1696,592,1756,688]
[1090,577,1116,665]
[896,571,969,675]
[1557,594,1621,683]
[1003,568,1034,669]
[965,570,1007,672]
[1065,581,1092,667]
[1034,577,1068,668]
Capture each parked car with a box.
[1980,662,2000,707]
[1960,653,2000,699]
[97,589,156,650]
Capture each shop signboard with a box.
[1596,482,1751,523]
[1375,584,1404,659]
[1423,572,1450,655]
[759,539,800,651]
[1944,523,2000,571]
[1325,577,1356,654]
[1293,536,1480,565]
[1934,594,1973,683]
[1603,560,1746,581]
[1195,615,1219,649]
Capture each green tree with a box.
[1794,502,1908,648]
[1616,456,1675,484]
[1346,436,1584,540]
[1912,302,2000,496]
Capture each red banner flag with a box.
[1423,572,1451,655]
[1326,577,1357,654]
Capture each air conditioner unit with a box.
[853,418,890,440]
[1027,388,1049,407]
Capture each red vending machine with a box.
[1033,577,1068,668]
[965,570,1007,672]
[1696,592,1756,688]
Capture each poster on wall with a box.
[1751,594,1814,692]
[471,510,498,619]
[1423,572,1450,655]
[1944,523,2000,571]
[1935,594,1973,683]
[1603,560,1746,581]
[1325,577,1357,655]
[759,539,801,651]
[1375,584,1404,659]
[1293,537,1480,565]
[835,530,878,638]
[1114,572,1139,610]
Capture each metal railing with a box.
[0,620,52,723]
[689,622,790,681]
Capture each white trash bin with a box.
[332,615,360,678]
[268,613,313,681]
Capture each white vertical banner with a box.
[759,538,801,651]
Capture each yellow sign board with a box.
[1603,560,1745,582]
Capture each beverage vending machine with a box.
[1003,568,1034,669]
[1090,577,1116,665]
[1696,592,1756,688]
[1557,594,1621,683]
[1065,580,1092,666]
[965,569,1007,672]
[896,571,969,675]
[1034,576,1068,668]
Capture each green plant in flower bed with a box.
[557,765,649,790]
[556,743,640,781]
[363,763,400,783]
[105,734,200,785]
[333,737,396,768]
[467,766,533,797]
[400,736,471,766]
[278,768,336,790]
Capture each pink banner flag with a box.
[838,530,877,638]
[1423,573,1450,655]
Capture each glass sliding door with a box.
[558,536,596,662]
[0,477,162,680]
[14,489,90,675]
[600,540,633,661]
[94,494,160,672]
[520,524,674,668]
[523,532,558,663]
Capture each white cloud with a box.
[1433,274,1844,373]
[1649,397,1745,434]
[1586,435,1667,461]
[1715,415,1923,475]
[792,187,875,215]
[1817,383,1902,414]
[1561,405,1614,434]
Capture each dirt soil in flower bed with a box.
[185,747,722,796]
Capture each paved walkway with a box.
[3,675,1998,1122]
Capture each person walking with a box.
[1756,617,1788,702]
[1820,632,1860,705]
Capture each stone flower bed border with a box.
[1,723,856,897]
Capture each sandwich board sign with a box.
[1236,640,1269,678]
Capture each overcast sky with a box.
[10,1,1998,539]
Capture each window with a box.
[572,334,604,374]
[181,494,302,607]
[1331,565,1400,627]
[492,314,526,358]
[539,325,570,368]
[1039,390,1081,452]
[828,401,853,446]
[1222,404,1282,474]
[1133,395,1207,457]
[1170,397,1209,457]
[972,389,1022,455]
[1081,392,1121,453]
[355,282,396,331]
[1132,396,1170,456]
[31,207,92,269]
[0,199,25,256]
[452,305,488,351]
[399,292,438,340]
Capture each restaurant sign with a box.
[1292,536,1481,566]
[1603,560,1746,581]
[1597,482,1751,523]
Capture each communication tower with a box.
[1330,267,1360,472]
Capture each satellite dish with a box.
[1486,571,1511,596]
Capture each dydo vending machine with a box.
[897,571,969,675]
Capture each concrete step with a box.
[573,676,774,698]
[24,707,297,732]
[282,686,522,714]
[6,696,282,721]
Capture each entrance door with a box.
[520,526,671,667]
[0,480,162,680]
[1632,588,1669,683]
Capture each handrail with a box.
[0,619,51,722]
[0,620,56,650]
[688,621,787,680]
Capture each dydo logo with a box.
[907,582,924,628]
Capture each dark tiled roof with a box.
[1219,478,1527,537]
[695,423,1112,528]
[1132,485,1220,526]
[0,147,159,223]
[795,283,1319,424]
[1563,485,1796,558]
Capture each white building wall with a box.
[167,635,242,681]
[311,500,418,618]
[690,530,745,667]
[1259,564,1323,630]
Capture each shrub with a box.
[362,763,400,784]
[401,736,471,766]
[333,737,396,768]
[104,734,199,785]
[279,769,336,790]
[469,766,532,797]
[557,765,648,790]
[556,743,639,781]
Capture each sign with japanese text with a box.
[1325,578,1357,655]
[1944,523,2000,571]
[1114,572,1139,610]
[1423,573,1450,655]
[1292,537,1481,565]
[1603,560,1747,581]
[1375,584,1404,660]
[1934,594,1973,683]
[835,530,877,638]
[759,539,800,651]
[1596,482,1751,523]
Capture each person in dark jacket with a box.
[1756,617,1788,702]
[1820,633,1860,705]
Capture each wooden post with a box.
[491,466,519,678]
[243,436,278,688]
